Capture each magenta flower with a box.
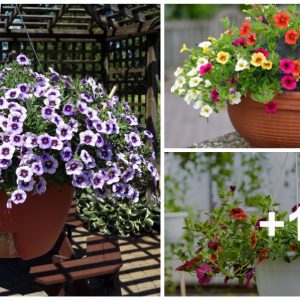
[281,75,297,90]
[253,48,269,58]
[279,58,295,74]
[232,37,246,46]
[199,63,212,75]
[210,87,220,102]
[196,264,212,285]
[264,100,278,114]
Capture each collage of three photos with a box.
[0,1,299,298]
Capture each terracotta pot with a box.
[228,92,300,147]
[0,185,73,260]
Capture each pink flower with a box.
[199,63,212,75]
[232,38,246,46]
[281,75,297,90]
[279,58,295,74]
[210,87,220,102]
[254,48,269,58]
[196,264,212,285]
[264,100,277,114]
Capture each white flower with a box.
[171,84,178,93]
[193,101,202,109]
[178,88,186,96]
[189,76,202,87]
[200,105,213,118]
[229,92,242,105]
[204,79,211,87]
[235,59,248,71]
[187,68,198,77]
[197,57,208,68]
[184,91,197,105]
[175,76,186,88]
[174,67,183,77]
[198,41,211,48]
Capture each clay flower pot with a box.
[228,92,300,147]
[0,185,73,260]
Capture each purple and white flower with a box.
[105,167,121,185]
[11,189,27,204]
[68,118,79,132]
[85,107,98,121]
[124,115,138,126]
[95,186,109,198]
[62,103,74,116]
[9,110,26,123]
[125,132,142,147]
[0,143,15,160]
[0,159,12,169]
[0,97,7,109]
[91,170,106,189]
[72,172,90,189]
[50,137,63,150]
[56,124,73,141]
[77,100,88,114]
[42,154,58,174]
[122,168,135,182]
[44,97,61,109]
[18,83,30,94]
[51,113,63,126]
[80,149,93,165]
[60,147,73,162]
[81,92,94,103]
[79,130,97,146]
[65,159,84,175]
[117,153,129,164]
[112,183,126,197]
[10,134,24,147]
[1,132,11,144]
[18,179,35,192]
[5,88,20,100]
[97,146,113,161]
[16,166,33,182]
[45,88,61,98]
[37,133,52,149]
[32,160,44,176]
[34,177,47,195]
[24,133,38,149]
[7,121,23,134]
[144,130,153,139]
[95,134,104,148]
[42,106,55,120]
[0,118,8,131]
[16,54,31,66]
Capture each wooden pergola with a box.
[0,4,160,141]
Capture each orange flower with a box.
[229,208,248,221]
[293,60,300,76]
[249,231,257,249]
[274,12,290,28]
[210,253,217,263]
[247,33,257,45]
[256,246,269,265]
[285,30,299,45]
[240,21,251,37]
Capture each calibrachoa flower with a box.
[279,58,295,74]
[281,75,297,90]
[0,54,158,209]
[196,264,212,285]
[285,29,298,45]
[274,12,290,28]
[264,100,278,113]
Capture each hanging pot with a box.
[255,258,300,296]
[228,91,300,147]
[0,185,73,260]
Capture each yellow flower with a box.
[202,47,210,54]
[208,36,217,43]
[216,51,230,64]
[180,43,190,53]
[251,53,265,67]
[261,60,273,70]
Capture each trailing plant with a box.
[175,188,300,287]
[172,4,300,118]
[76,188,160,237]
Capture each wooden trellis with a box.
[0,4,160,135]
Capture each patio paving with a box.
[0,227,160,296]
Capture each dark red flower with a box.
[230,185,236,193]
[292,203,300,212]
[291,243,297,251]
[249,231,257,249]
[232,37,246,47]
[176,257,202,271]
[256,246,269,265]
[255,217,268,230]
[229,207,248,221]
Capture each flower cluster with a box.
[0,54,158,208]
[175,188,300,287]
[172,4,300,118]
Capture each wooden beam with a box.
[6,4,22,29]
[48,4,70,30]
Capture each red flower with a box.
[246,33,257,45]
[240,21,251,37]
[196,264,212,285]
[254,48,269,58]
[256,246,269,265]
[285,30,299,45]
[274,12,290,28]
[176,257,202,271]
[264,100,278,114]
[249,231,257,249]
[229,207,248,221]
[199,63,212,75]
[210,87,220,102]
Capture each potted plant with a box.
[175,188,300,296]
[0,54,159,260]
[171,4,300,147]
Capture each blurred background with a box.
[165,152,299,296]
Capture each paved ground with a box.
[0,227,160,296]
[165,72,234,148]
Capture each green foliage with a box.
[176,189,300,285]
[76,189,160,237]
